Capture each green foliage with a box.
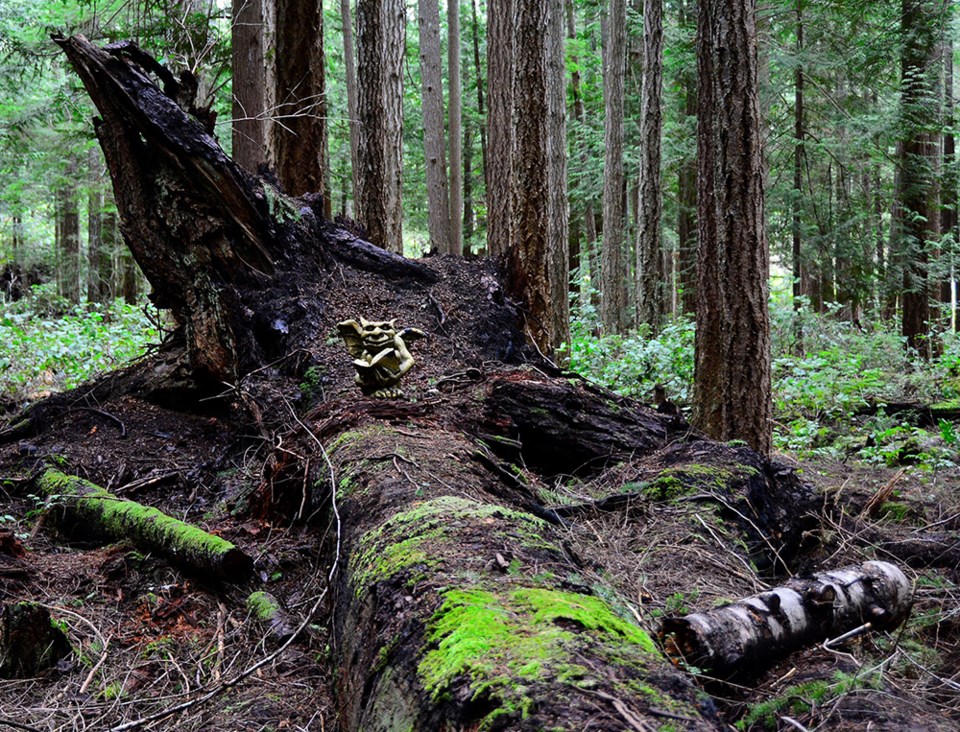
[567,300,960,467]
[0,284,159,404]
[563,316,695,403]
[738,670,883,730]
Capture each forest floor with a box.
[0,257,958,731]
[2,380,957,730]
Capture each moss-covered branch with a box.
[38,470,253,582]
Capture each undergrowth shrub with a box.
[0,284,160,407]
[565,299,960,465]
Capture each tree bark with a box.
[448,0,463,255]
[510,0,567,354]
[56,157,81,305]
[87,146,106,303]
[792,0,805,352]
[486,0,515,258]
[231,0,269,173]
[663,561,912,676]
[635,0,664,332]
[897,0,943,358]
[357,0,405,253]
[693,0,773,454]
[417,0,452,254]
[600,0,628,334]
[545,0,570,350]
[677,1,697,317]
[274,0,328,207]
[341,0,360,207]
[469,0,487,186]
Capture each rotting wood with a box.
[328,424,722,731]
[0,601,71,678]
[661,560,912,675]
[38,470,253,582]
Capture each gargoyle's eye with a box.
[364,325,375,331]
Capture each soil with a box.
[0,249,958,731]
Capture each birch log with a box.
[661,561,912,675]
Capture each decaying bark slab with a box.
[0,602,71,678]
[661,561,912,675]
[38,470,253,582]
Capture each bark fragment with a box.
[0,602,71,678]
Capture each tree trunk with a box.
[567,0,595,313]
[897,0,943,358]
[231,0,269,173]
[693,0,773,454]
[600,0,628,335]
[635,0,664,332]
[545,0,570,351]
[55,35,831,730]
[469,0,487,184]
[341,0,360,204]
[356,0,405,253]
[57,157,81,305]
[463,120,475,244]
[663,561,912,676]
[417,0,452,254]
[942,31,957,331]
[486,0,515,258]
[448,0,464,256]
[509,0,567,354]
[87,146,105,303]
[274,0,328,209]
[677,0,697,317]
[792,0,805,353]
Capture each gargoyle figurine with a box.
[337,318,426,397]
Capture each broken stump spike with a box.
[660,560,912,676]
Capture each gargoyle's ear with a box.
[338,319,362,335]
[359,316,370,328]
[389,318,398,330]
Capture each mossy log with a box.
[0,602,71,678]
[661,561,912,676]
[38,470,253,582]
[328,424,721,731]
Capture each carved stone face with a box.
[359,318,397,353]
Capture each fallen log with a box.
[38,470,253,582]
[328,424,721,731]
[661,560,912,676]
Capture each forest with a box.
[0,0,958,730]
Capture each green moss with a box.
[350,497,559,594]
[639,464,759,501]
[418,586,664,728]
[246,591,280,621]
[877,501,911,522]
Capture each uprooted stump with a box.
[0,602,71,678]
[38,470,253,582]
[661,560,912,676]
